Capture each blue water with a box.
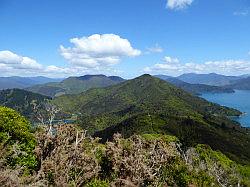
[201,90,250,127]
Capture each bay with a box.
[201,90,250,127]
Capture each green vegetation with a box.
[53,74,250,165]
[0,88,50,119]
[0,106,37,172]
[27,74,124,97]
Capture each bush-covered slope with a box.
[1,123,249,186]
[0,88,50,119]
[53,74,250,164]
[27,74,125,97]
[0,106,249,186]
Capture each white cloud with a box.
[60,34,141,68]
[146,44,163,53]
[143,56,250,76]
[166,0,194,10]
[0,50,124,78]
[0,50,42,70]
[0,51,69,77]
[233,10,248,16]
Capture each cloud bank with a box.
[0,50,82,77]
[143,56,250,76]
[0,51,42,70]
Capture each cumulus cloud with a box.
[166,0,194,10]
[60,34,141,68]
[143,56,250,76]
[146,44,163,53]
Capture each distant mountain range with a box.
[26,75,125,97]
[225,77,250,90]
[177,73,241,86]
[155,75,234,95]
[0,76,63,90]
[175,73,250,90]
[0,73,250,98]
[52,74,250,164]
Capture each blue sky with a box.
[0,0,250,78]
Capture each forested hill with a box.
[0,88,50,119]
[53,74,250,164]
[26,74,125,97]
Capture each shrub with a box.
[33,125,102,186]
[0,106,37,171]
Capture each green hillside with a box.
[0,88,50,119]
[26,74,125,97]
[53,74,250,164]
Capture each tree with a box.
[32,101,61,135]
